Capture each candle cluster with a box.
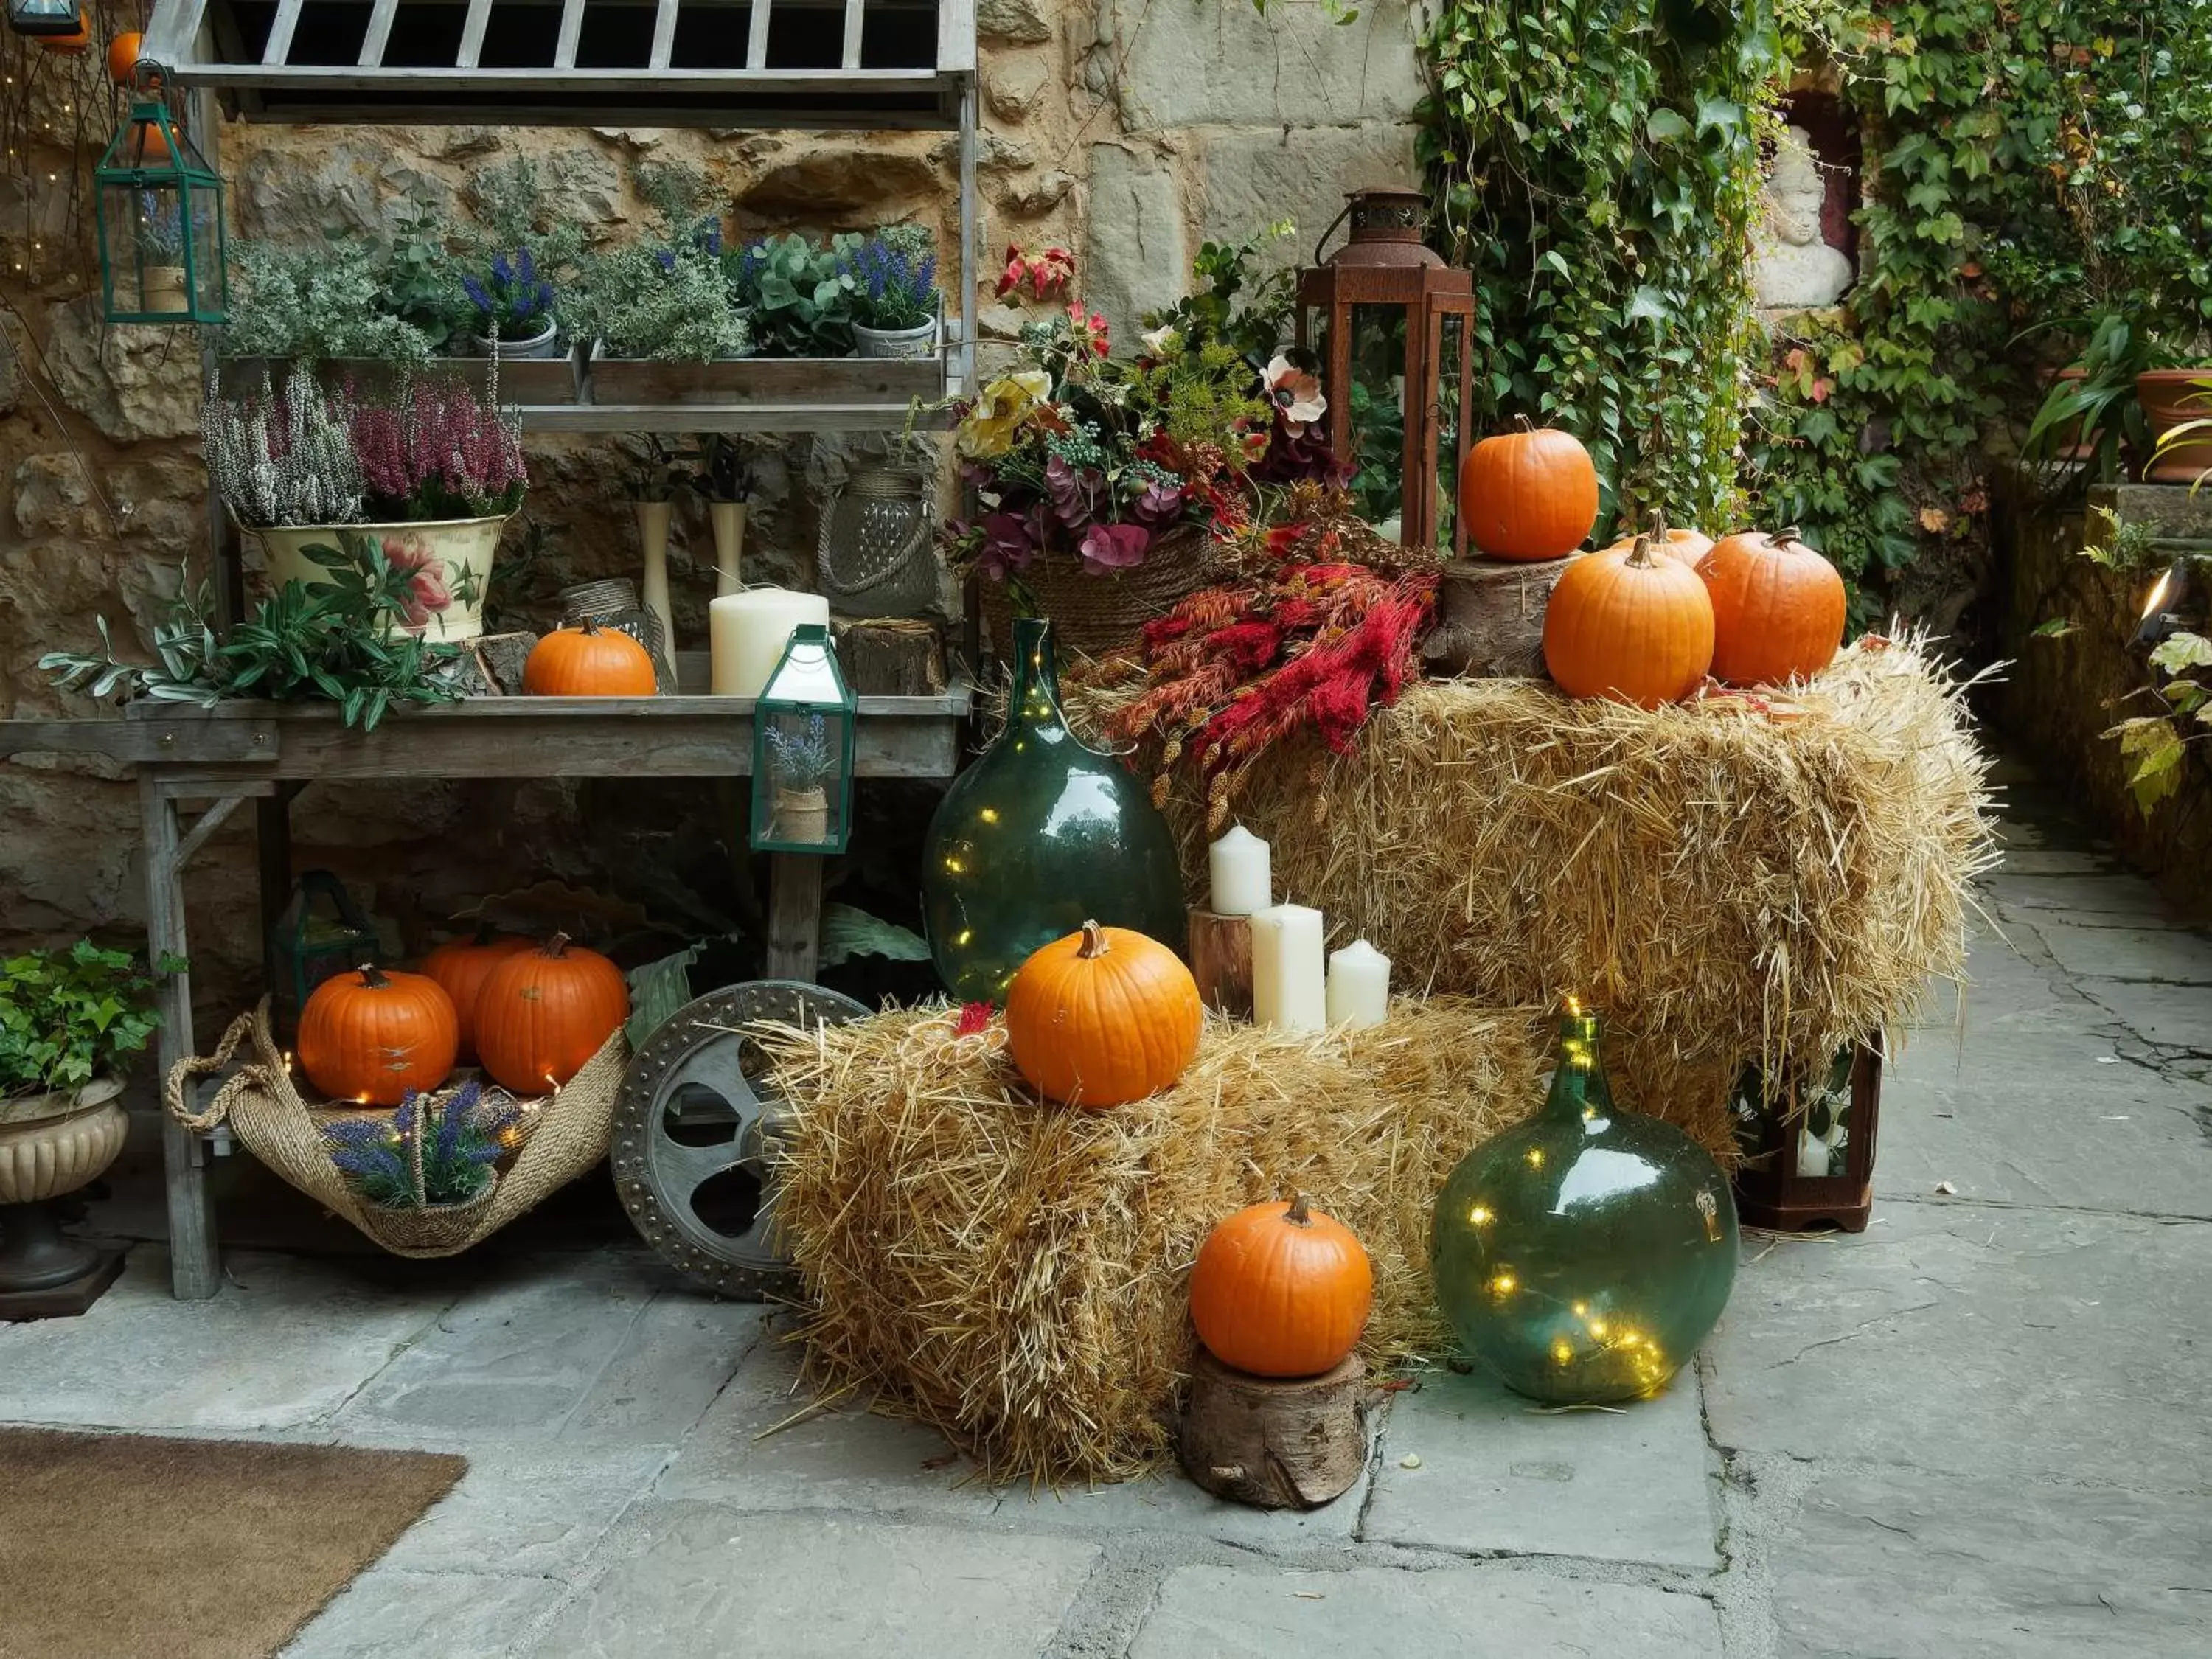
[1206,825,1391,1031]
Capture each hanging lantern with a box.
[93,96,228,326]
[1728,1034,1882,1232]
[749,624,856,855]
[1295,187,1476,557]
[267,871,381,1048]
[1430,1000,1739,1404]
[8,0,82,40]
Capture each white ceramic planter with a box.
[854,319,939,360]
[470,318,563,360]
[253,515,512,642]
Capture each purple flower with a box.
[655,248,678,274]
[1132,477,1186,527]
[492,252,513,288]
[460,273,492,314]
[1079,521,1151,574]
[976,505,1045,580]
[1045,455,1105,531]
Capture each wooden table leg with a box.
[764,854,824,982]
[141,773,220,1300]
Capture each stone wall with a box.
[0,3,1428,1015]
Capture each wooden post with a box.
[1187,908,1254,1020]
[765,853,824,981]
[1179,1349,1368,1509]
[1422,554,1575,679]
[141,774,220,1301]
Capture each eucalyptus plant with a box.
[728,233,860,357]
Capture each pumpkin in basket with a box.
[297,966,460,1106]
[474,933,629,1094]
[1189,1194,1374,1377]
[419,926,532,1065]
[1459,417,1601,562]
[1543,535,1714,707]
[523,619,655,697]
[1696,526,1846,687]
[1004,921,1201,1108]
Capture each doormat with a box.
[0,1428,465,1659]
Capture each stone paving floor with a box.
[4,769,2210,1657]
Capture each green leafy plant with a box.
[220,239,442,364]
[570,240,749,362]
[40,535,467,731]
[1141,220,1298,364]
[2108,628,2212,815]
[0,941,183,1099]
[728,233,860,357]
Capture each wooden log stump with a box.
[1422,555,1574,678]
[1178,1349,1367,1509]
[452,631,539,697]
[832,616,947,697]
[1186,908,1253,1020]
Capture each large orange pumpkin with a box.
[473,933,630,1094]
[1004,920,1202,1108]
[1603,510,1713,568]
[106,30,147,86]
[522,619,655,697]
[297,965,459,1106]
[1543,535,1715,707]
[1459,415,1601,562]
[1189,1194,1374,1378]
[1696,526,1846,687]
[419,925,532,1065]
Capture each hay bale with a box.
[765,1000,1545,1486]
[1068,635,1997,1148]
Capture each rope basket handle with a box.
[162,1006,278,1133]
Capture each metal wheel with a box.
[611,981,870,1299]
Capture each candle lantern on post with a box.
[1295,187,1475,556]
[749,625,856,855]
[93,92,229,326]
[1727,1035,1883,1233]
[7,0,84,37]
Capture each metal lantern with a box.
[1296,187,1476,557]
[268,871,380,1046]
[749,624,856,855]
[7,0,83,36]
[94,98,228,326]
[1728,1034,1884,1233]
[815,462,939,619]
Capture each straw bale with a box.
[764,999,1546,1486]
[1065,633,1997,1148]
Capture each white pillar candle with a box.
[1249,903,1327,1032]
[1208,824,1272,917]
[1796,1124,1832,1178]
[1326,939,1391,1029]
[709,588,832,698]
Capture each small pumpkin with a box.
[1189,1194,1374,1378]
[1543,534,1715,707]
[419,925,532,1065]
[522,619,656,698]
[1004,920,1201,1108]
[1459,415,1602,563]
[1696,526,1846,687]
[473,932,630,1095]
[1603,509,1713,568]
[106,30,147,86]
[297,965,459,1106]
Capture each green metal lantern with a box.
[1431,1001,1739,1404]
[7,0,85,37]
[749,624,855,854]
[94,99,228,326]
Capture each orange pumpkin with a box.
[106,30,147,86]
[1189,1194,1374,1378]
[522,619,655,697]
[297,965,459,1106]
[473,933,630,1094]
[419,925,532,1065]
[1603,510,1713,568]
[43,15,91,53]
[1543,535,1715,707]
[1696,526,1846,687]
[1459,415,1602,562]
[1004,920,1201,1108]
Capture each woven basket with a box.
[975,524,1220,664]
[164,999,626,1259]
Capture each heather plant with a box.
[203,365,366,529]
[347,379,529,520]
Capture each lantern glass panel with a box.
[1433,310,1467,553]
[748,625,856,855]
[8,0,83,36]
[1340,305,1408,536]
[94,105,227,326]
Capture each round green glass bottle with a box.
[1430,1004,1739,1402]
[922,616,1187,1002]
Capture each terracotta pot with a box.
[0,1079,129,1205]
[2135,369,2212,484]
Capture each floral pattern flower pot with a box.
[254,515,510,641]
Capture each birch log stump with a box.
[1179,1349,1367,1509]
[1422,555,1574,678]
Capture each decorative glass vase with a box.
[922,616,1187,1002]
[1431,1004,1739,1403]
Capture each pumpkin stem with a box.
[358,963,390,989]
[542,931,572,958]
[1077,919,1109,960]
[1648,507,1667,543]
[1775,526,1803,548]
[1284,1192,1312,1227]
[1624,535,1655,568]
[1511,414,1537,435]
[577,616,602,637]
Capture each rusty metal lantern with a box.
[1295,187,1476,557]
[1728,1034,1884,1233]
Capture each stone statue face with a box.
[1752,124,1854,311]
[1765,126,1827,248]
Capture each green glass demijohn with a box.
[922,616,1186,1001]
[1431,1002,1739,1403]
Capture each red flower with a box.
[953,1001,995,1036]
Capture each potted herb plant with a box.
[764,714,838,843]
[462,246,560,361]
[727,232,859,358]
[846,224,941,360]
[136,190,189,314]
[0,942,175,1299]
[203,364,528,641]
[570,232,752,405]
[323,1080,524,1249]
